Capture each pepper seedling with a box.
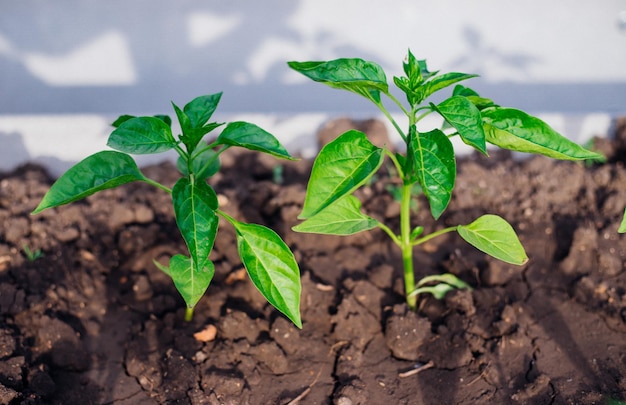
[288,51,604,310]
[32,93,302,327]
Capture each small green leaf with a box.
[229,219,301,328]
[177,148,221,180]
[288,58,388,101]
[409,283,455,300]
[293,195,379,235]
[434,96,487,154]
[410,226,424,240]
[216,121,295,160]
[408,129,456,220]
[177,93,224,152]
[300,130,384,219]
[416,273,472,290]
[168,254,214,309]
[457,214,528,265]
[32,151,146,214]
[172,178,219,271]
[417,72,478,104]
[107,116,176,154]
[619,208,626,233]
[173,102,192,137]
[184,93,222,129]
[111,114,135,128]
[482,107,605,161]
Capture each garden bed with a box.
[1,118,625,404]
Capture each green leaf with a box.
[288,58,388,101]
[300,130,384,219]
[229,219,301,328]
[293,195,379,235]
[482,107,605,161]
[416,273,472,290]
[32,151,146,214]
[457,214,528,265]
[173,102,192,137]
[177,93,224,152]
[216,121,295,160]
[619,208,626,233]
[417,72,478,104]
[180,123,225,155]
[168,254,215,309]
[409,283,455,300]
[111,114,135,128]
[408,129,456,220]
[177,148,221,180]
[434,96,487,154]
[172,178,219,271]
[184,93,222,129]
[409,272,473,300]
[107,116,176,154]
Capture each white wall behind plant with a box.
[1,0,625,174]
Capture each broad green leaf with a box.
[169,254,214,308]
[32,151,146,214]
[113,114,172,128]
[293,195,379,235]
[216,121,295,160]
[619,208,626,233]
[177,148,221,180]
[230,220,301,328]
[482,108,605,161]
[153,115,172,127]
[452,85,497,110]
[172,178,218,271]
[417,72,478,104]
[457,214,528,265]
[434,96,487,154]
[408,129,456,220]
[184,93,222,129]
[287,58,388,101]
[107,116,176,154]
[300,130,384,219]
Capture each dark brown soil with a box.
[1,120,626,405]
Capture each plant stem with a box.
[185,307,194,322]
[375,101,407,143]
[412,226,457,246]
[143,178,172,194]
[400,182,417,310]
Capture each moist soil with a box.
[1,119,626,405]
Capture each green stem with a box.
[375,100,407,143]
[400,183,416,310]
[185,307,194,322]
[412,226,457,246]
[377,221,401,246]
[142,178,172,194]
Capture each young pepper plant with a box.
[32,93,302,327]
[288,51,604,310]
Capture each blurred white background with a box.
[1,0,625,173]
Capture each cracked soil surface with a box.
[1,119,626,404]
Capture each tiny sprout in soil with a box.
[288,50,604,310]
[32,93,302,327]
[22,244,44,262]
